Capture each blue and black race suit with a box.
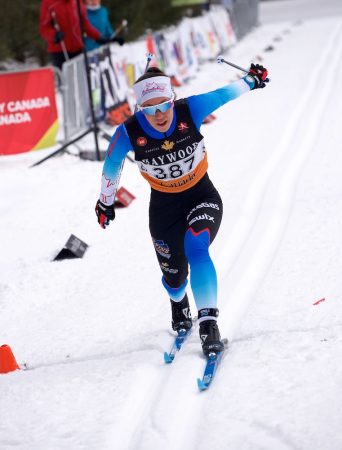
[99,77,253,310]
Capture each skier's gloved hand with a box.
[95,200,115,229]
[96,35,111,45]
[247,63,269,89]
[54,30,65,44]
[111,36,125,46]
[96,35,125,46]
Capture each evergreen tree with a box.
[0,0,46,64]
[103,0,184,41]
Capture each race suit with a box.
[99,77,253,309]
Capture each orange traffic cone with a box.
[0,345,20,374]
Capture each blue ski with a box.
[197,339,228,390]
[164,329,192,364]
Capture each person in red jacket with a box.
[40,0,106,69]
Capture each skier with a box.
[95,64,269,356]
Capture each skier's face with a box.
[140,96,174,133]
[85,0,100,6]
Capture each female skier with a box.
[95,64,269,356]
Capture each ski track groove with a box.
[219,23,342,340]
[215,23,342,281]
[104,23,342,450]
[251,420,302,450]
[178,23,342,450]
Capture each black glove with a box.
[96,35,125,46]
[248,63,269,89]
[111,36,124,46]
[53,30,65,44]
[95,200,115,229]
[96,35,111,45]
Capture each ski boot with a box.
[198,308,224,356]
[170,294,192,333]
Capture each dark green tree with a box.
[0,0,46,64]
[102,0,184,41]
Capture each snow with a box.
[1,1,342,449]
[260,0,342,23]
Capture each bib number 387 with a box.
[153,156,195,179]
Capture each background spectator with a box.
[40,0,102,69]
[84,0,115,52]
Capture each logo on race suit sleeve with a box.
[137,137,147,146]
[177,122,189,133]
[161,140,175,151]
[153,238,171,259]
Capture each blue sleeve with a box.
[187,77,253,129]
[100,124,132,205]
[104,8,114,37]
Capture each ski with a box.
[164,328,192,364]
[197,338,228,391]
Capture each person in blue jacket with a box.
[84,0,123,51]
[95,64,269,356]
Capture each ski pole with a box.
[144,52,154,73]
[134,53,154,112]
[217,55,249,74]
[113,19,128,37]
[217,55,271,83]
[51,10,69,62]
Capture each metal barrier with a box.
[60,3,257,143]
[62,54,91,141]
[61,45,132,141]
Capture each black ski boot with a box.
[198,308,224,356]
[170,294,192,333]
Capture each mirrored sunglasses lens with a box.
[143,106,157,116]
[142,100,173,116]
[158,101,173,113]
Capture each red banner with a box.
[0,68,58,155]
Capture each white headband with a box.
[133,76,173,105]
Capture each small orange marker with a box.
[0,345,20,374]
